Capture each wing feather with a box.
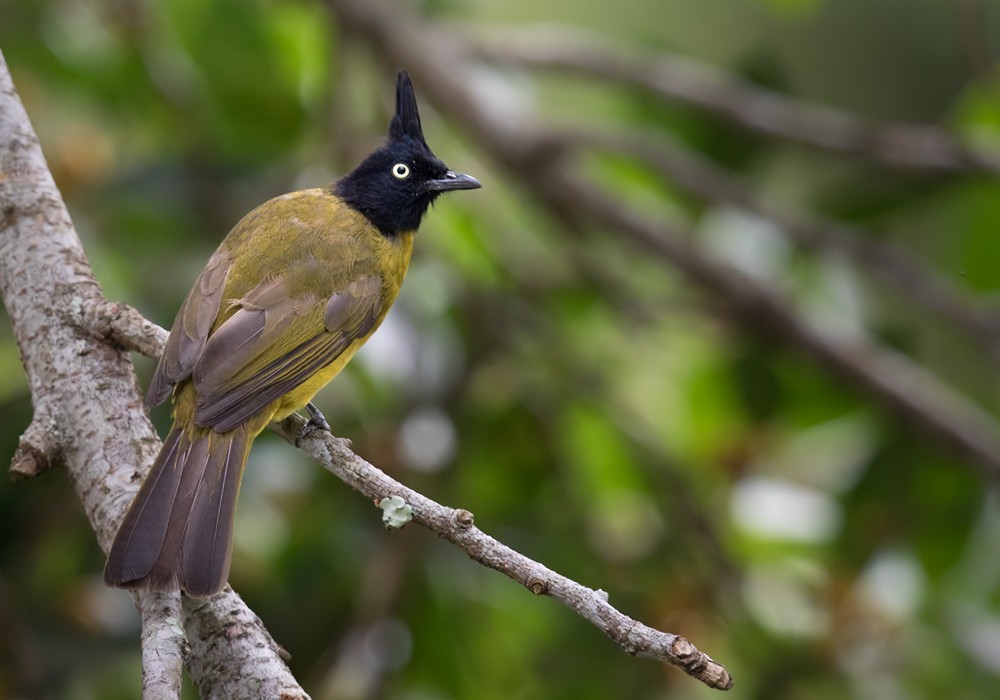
[148,253,232,406]
[192,275,383,431]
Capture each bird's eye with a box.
[392,163,410,179]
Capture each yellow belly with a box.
[269,337,368,421]
[266,227,414,422]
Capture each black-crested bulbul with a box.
[105,70,480,596]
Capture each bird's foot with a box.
[297,402,332,443]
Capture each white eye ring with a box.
[392,163,410,179]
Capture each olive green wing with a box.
[147,251,233,407]
[190,274,383,432]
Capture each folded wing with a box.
[192,274,383,432]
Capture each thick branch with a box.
[468,27,1000,175]
[182,590,303,700]
[138,592,186,699]
[328,0,1000,479]
[72,296,170,358]
[0,48,306,700]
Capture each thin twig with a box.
[275,416,735,691]
[467,27,1000,175]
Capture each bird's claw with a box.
[297,402,332,443]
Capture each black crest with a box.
[334,69,480,237]
[389,71,427,146]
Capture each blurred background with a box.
[4,0,1000,698]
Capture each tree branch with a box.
[9,409,60,481]
[72,296,170,359]
[467,26,1000,175]
[0,48,307,700]
[138,592,186,699]
[181,590,303,699]
[274,416,735,691]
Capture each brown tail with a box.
[104,425,252,596]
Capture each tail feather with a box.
[104,428,187,588]
[178,430,251,596]
[104,425,252,596]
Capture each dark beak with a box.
[426,170,482,193]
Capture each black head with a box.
[334,70,480,237]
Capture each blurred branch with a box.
[0,49,306,700]
[954,0,997,83]
[567,128,1000,364]
[553,168,1000,474]
[467,27,1000,175]
[327,0,1000,477]
[273,415,735,691]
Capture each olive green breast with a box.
[213,188,414,330]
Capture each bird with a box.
[104,70,481,596]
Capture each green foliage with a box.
[3,0,1000,698]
